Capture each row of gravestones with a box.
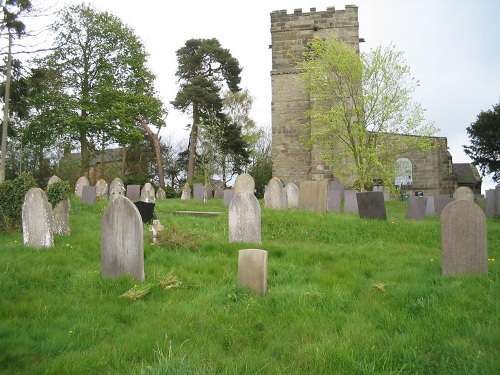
[75,176,166,204]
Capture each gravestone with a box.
[357,192,387,220]
[75,176,89,197]
[133,201,156,223]
[343,190,359,214]
[126,184,141,201]
[101,196,145,281]
[95,179,108,200]
[140,182,155,202]
[238,249,268,295]
[229,191,262,244]
[453,186,474,201]
[406,196,428,220]
[299,180,327,213]
[109,182,126,202]
[214,186,224,199]
[180,182,191,200]
[82,186,96,204]
[223,189,235,206]
[109,178,124,197]
[474,197,486,213]
[425,195,435,216]
[327,190,342,212]
[264,178,287,210]
[285,182,300,209]
[434,196,455,219]
[233,173,255,194]
[156,187,166,199]
[193,183,204,200]
[52,198,71,236]
[485,189,496,217]
[47,175,61,188]
[22,188,54,248]
[329,181,345,199]
[441,200,488,275]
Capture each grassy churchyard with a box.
[1,196,499,374]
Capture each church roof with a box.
[453,163,482,184]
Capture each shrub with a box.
[46,180,71,207]
[0,172,39,231]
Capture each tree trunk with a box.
[80,129,90,180]
[137,117,165,187]
[0,32,13,183]
[187,104,200,183]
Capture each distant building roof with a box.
[453,163,482,184]
[61,148,123,166]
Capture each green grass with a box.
[1,197,499,374]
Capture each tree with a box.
[463,101,500,183]
[172,38,241,182]
[247,127,272,199]
[25,4,165,178]
[297,37,438,191]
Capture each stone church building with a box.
[269,5,481,195]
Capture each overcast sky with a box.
[53,1,500,191]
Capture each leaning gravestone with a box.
[126,184,141,201]
[75,176,89,197]
[109,178,124,197]
[156,187,166,199]
[453,186,474,201]
[264,178,287,210]
[22,188,54,248]
[180,182,191,200]
[285,182,300,209]
[82,185,96,204]
[406,196,428,220]
[343,190,359,214]
[299,180,327,213]
[327,190,342,212]
[95,179,108,200]
[441,200,488,275]
[233,173,255,194]
[357,191,387,220]
[140,182,155,202]
[101,196,145,281]
[229,191,262,244]
[238,249,268,295]
[223,189,235,206]
[193,183,204,200]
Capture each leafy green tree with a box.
[24,4,165,177]
[172,38,241,182]
[248,127,272,199]
[463,101,500,183]
[298,37,438,191]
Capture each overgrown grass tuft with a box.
[0,197,499,374]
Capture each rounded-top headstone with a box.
[156,187,166,199]
[233,173,255,195]
[95,179,109,200]
[47,175,62,188]
[140,182,155,202]
[229,191,262,244]
[285,182,300,209]
[181,182,191,200]
[22,188,54,248]
[453,186,474,201]
[75,176,90,197]
[264,177,288,210]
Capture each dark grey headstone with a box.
[285,182,300,209]
[101,196,144,281]
[343,190,359,214]
[406,196,428,220]
[82,186,96,204]
[193,183,204,200]
[299,181,327,213]
[229,192,261,244]
[356,192,387,220]
[133,201,156,223]
[223,189,235,206]
[22,188,54,248]
[238,249,268,295]
[126,185,141,201]
[425,195,435,216]
[329,181,345,199]
[441,200,487,275]
[485,189,495,217]
[327,190,342,212]
[435,197,455,219]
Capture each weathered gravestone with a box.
[156,187,166,199]
[343,190,359,214]
[425,195,435,216]
[223,189,235,206]
[485,189,496,217]
[233,173,255,194]
[329,181,345,198]
[441,200,488,275]
[193,183,204,200]
[75,176,89,198]
[126,184,141,201]
[453,186,474,201]
[434,196,455,219]
[299,180,327,213]
[406,196,428,220]
[214,186,224,199]
[46,175,71,236]
[229,192,262,244]
[140,182,155,202]
[180,182,191,200]
[238,249,268,295]
[47,175,61,188]
[327,190,342,212]
[264,178,287,210]
[95,179,108,200]
[101,196,145,281]
[22,188,54,248]
[109,181,126,202]
[285,182,300,209]
[82,185,96,204]
[357,191,387,220]
[109,178,124,198]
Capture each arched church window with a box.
[395,157,413,188]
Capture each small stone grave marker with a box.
[285,182,300,209]
[299,180,327,213]
[343,190,359,214]
[357,192,387,220]
[52,198,71,236]
[441,200,488,275]
[109,178,124,197]
[126,184,141,201]
[434,196,455,219]
[140,182,155,202]
[75,176,89,197]
[327,190,342,212]
[156,187,166,199]
[109,182,126,202]
[82,186,96,204]
[101,196,145,281]
[22,188,54,248]
[453,186,474,201]
[47,175,61,188]
[95,179,108,200]
[193,183,204,200]
[229,192,262,244]
[233,173,255,194]
[425,195,435,216]
[406,196,428,220]
[180,182,191,200]
[238,249,268,295]
[264,178,287,210]
[223,189,235,206]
